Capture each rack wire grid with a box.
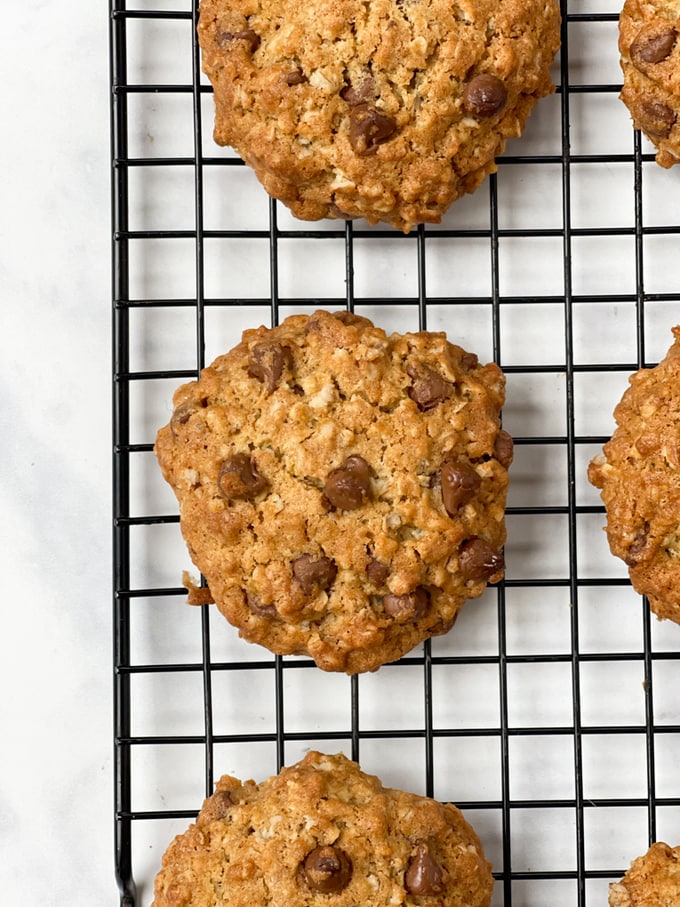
[110,1,680,905]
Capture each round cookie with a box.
[197,0,561,232]
[588,326,680,624]
[618,0,680,167]
[609,842,680,906]
[155,310,511,674]
[151,750,495,907]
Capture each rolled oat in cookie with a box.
[197,0,561,232]
[151,750,494,907]
[588,326,680,624]
[155,309,512,673]
[618,0,680,167]
[609,842,680,906]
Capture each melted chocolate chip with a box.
[292,554,337,595]
[631,26,677,65]
[247,342,293,393]
[460,351,479,372]
[463,74,508,117]
[218,454,268,500]
[383,587,429,620]
[246,592,277,618]
[638,98,676,137]
[407,363,452,411]
[366,558,390,585]
[459,537,505,581]
[405,844,444,896]
[210,790,235,818]
[216,28,260,53]
[340,74,375,106]
[285,69,307,85]
[302,846,352,893]
[324,455,373,510]
[170,400,204,437]
[625,521,650,565]
[493,430,514,468]
[440,461,481,515]
[349,105,397,155]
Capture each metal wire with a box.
[111,1,680,905]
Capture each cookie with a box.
[618,0,680,167]
[155,309,511,674]
[609,842,680,906]
[151,750,494,907]
[197,0,561,232]
[588,326,680,624]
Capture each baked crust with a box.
[618,0,680,167]
[609,842,680,906]
[155,310,511,673]
[588,326,680,623]
[197,0,560,231]
[152,750,494,907]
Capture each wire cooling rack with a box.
[110,1,680,905]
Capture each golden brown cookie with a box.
[609,842,680,906]
[588,326,680,624]
[618,0,680,167]
[197,0,561,232]
[151,750,495,907]
[155,310,511,673]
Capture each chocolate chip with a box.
[631,27,676,65]
[493,430,514,468]
[302,846,352,893]
[407,363,452,411]
[216,28,260,53]
[285,69,307,85]
[349,105,397,155]
[637,98,676,138]
[324,455,373,510]
[460,351,479,372]
[292,554,337,595]
[625,521,650,565]
[340,74,375,106]
[218,454,268,500]
[366,558,390,585]
[210,790,235,818]
[405,844,444,896]
[463,74,508,117]
[459,537,504,580]
[170,400,203,437]
[247,342,293,393]
[440,461,481,515]
[383,587,429,620]
[246,592,277,618]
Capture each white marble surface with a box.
[1,4,113,904]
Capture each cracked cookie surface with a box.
[609,842,680,906]
[588,326,680,624]
[619,0,680,167]
[151,750,494,907]
[155,310,511,673]
[197,0,560,231]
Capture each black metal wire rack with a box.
[111,1,680,905]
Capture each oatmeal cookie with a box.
[609,842,680,906]
[197,0,561,231]
[155,310,511,673]
[619,0,680,167]
[152,750,494,907]
[588,326,680,624]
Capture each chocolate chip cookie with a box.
[619,0,680,167]
[151,750,495,907]
[155,310,511,673]
[609,842,680,906]
[588,326,680,624]
[197,0,561,232]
